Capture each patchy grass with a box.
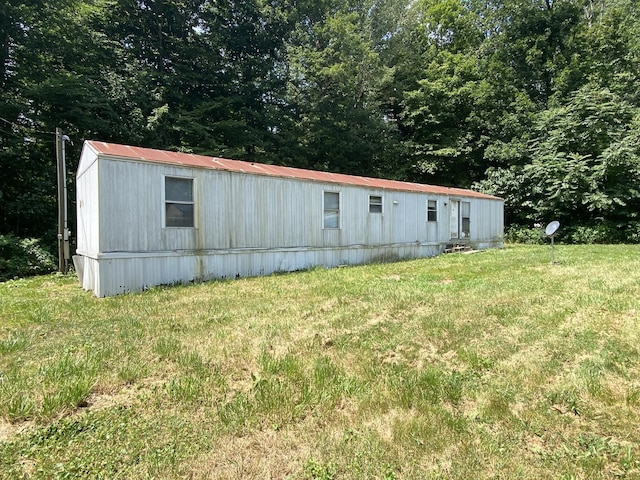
[1,245,639,479]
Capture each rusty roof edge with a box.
[85,140,503,201]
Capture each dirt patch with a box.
[381,275,401,281]
[413,346,461,371]
[0,419,33,442]
[364,407,415,443]
[186,425,312,479]
[81,385,139,413]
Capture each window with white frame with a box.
[369,195,383,213]
[165,176,194,227]
[427,200,437,222]
[461,201,470,237]
[323,191,340,229]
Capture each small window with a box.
[369,195,383,213]
[324,191,340,229]
[427,200,437,222]
[165,177,194,227]
[461,201,470,237]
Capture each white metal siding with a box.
[77,153,504,296]
[75,150,100,257]
[100,160,165,252]
[471,198,504,244]
[88,244,445,297]
[98,159,499,253]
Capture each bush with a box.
[505,221,640,245]
[504,225,546,244]
[565,222,640,244]
[0,234,56,281]
[566,225,611,244]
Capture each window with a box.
[165,177,194,227]
[369,195,383,213]
[427,200,437,222]
[461,201,470,237]
[324,191,340,229]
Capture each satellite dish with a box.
[545,221,560,237]
[545,221,560,264]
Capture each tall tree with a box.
[0,0,129,240]
[3,0,640,249]
[527,85,640,227]
[283,3,399,176]
[102,0,295,161]
[389,0,493,186]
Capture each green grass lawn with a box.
[1,244,639,479]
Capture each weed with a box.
[547,388,582,415]
[216,393,256,433]
[3,392,34,421]
[303,459,337,480]
[154,336,181,360]
[117,360,147,384]
[41,377,95,418]
[167,375,205,404]
[0,331,28,354]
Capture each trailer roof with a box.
[85,141,501,200]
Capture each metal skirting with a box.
[77,240,503,297]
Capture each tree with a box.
[391,0,504,186]
[3,0,640,251]
[526,85,640,229]
[0,0,123,241]
[283,5,399,176]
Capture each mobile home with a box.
[75,141,503,296]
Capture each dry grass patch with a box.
[187,423,314,479]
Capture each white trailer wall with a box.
[76,152,503,296]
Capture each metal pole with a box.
[56,128,65,273]
[62,137,70,272]
[550,235,555,265]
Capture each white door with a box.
[450,200,460,239]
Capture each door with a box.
[450,200,470,239]
[450,200,460,239]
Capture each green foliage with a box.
[284,7,399,176]
[396,0,491,186]
[3,0,640,246]
[0,234,56,281]
[504,226,546,245]
[525,85,640,231]
[565,222,640,245]
[504,222,640,245]
[473,166,539,226]
[303,459,338,480]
